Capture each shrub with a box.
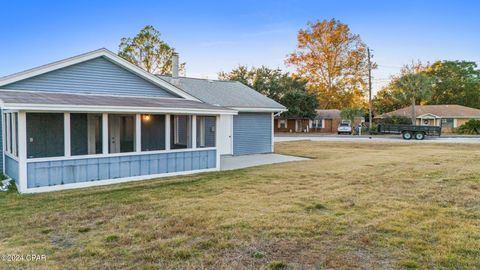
[457,119,480,134]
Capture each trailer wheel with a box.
[402,131,413,140]
[414,132,425,140]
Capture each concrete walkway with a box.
[220,153,308,171]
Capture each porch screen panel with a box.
[26,113,64,158]
[109,115,135,153]
[141,114,165,151]
[71,113,102,156]
[14,113,18,156]
[171,115,191,149]
[196,116,216,148]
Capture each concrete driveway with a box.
[275,135,480,144]
[220,154,308,171]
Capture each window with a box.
[311,119,323,129]
[3,112,18,157]
[197,116,216,148]
[171,115,191,149]
[278,119,287,129]
[141,114,165,151]
[109,115,135,153]
[70,113,103,156]
[26,113,64,158]
[441,118,454,128]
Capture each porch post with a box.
[215,115,221,170]
[17,111,27,193]
[5,113,10,153]
[135,114,141,152]
[192,115,197,149]
[165,114,171,150]
[271,113,274,152]
[102,113,109,154]
[64,113,71,157]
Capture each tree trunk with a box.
[411,97,416,125]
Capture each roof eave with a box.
[2,103,238,115]
[229,107,287,112]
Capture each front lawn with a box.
[0,141,479,269]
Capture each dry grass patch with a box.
[0,141,479,269]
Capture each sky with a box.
[1,0,479,94]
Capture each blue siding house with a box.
[0,49,285,193]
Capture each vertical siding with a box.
[26,149,216,188]
[0,57,179,98]
[5,156,19,184]
[233,112,272,155]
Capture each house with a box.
[0,49,285,193]
[376,104,480,132]
[274,109,363,133]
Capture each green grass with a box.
[0,141,479,269]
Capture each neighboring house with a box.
[376,104,480,132]
[274,109,362,133]
[0,49,285,193]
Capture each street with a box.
[275,134,480,144]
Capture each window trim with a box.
[278,119,287,129]
[311,119,324,129]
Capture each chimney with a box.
[172,52,179,78]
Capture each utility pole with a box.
[367,47,373,129]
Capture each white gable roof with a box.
[0,48,199,101]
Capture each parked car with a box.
[337,122,352,135]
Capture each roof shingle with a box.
[0,90,234,112]
[379,105,480,118]
[158,76,285,109]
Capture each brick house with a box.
[376,104,480,133]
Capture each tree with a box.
[394,72,433,125]
[280,90,318,118]
[218,65,307,103]
[340,107,365,125]
[286,19,371,109]
[118,25,185,75]
[372,86,411,115]
[373,61,480,115]
[425,61,480,108]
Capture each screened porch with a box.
[3,111,220,192]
